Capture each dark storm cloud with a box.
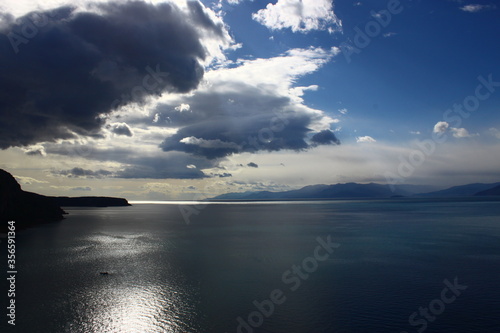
[186,1,225,36]
[150,56,341,159]
[0,1,228,149]
[160,112,312,159]
[57,167,113,178]
[311,129,340,146]
[109,123,133,137]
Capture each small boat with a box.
[99,272,109,275]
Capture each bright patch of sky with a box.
[0,0,499,199]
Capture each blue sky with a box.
[0,0,499,199]
[216,0,500,142]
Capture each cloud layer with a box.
[460,4,496,13]
[156,47,341,159]
[5,43,342,180]
[252,0,342,33]
[0,0,231,149]
[433,121,477,139]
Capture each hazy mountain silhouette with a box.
[474,185,500,196]
[211,183,439,200]
[418,182,500,197]
[211,182,500,200]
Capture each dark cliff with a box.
[1,169,66,231]
[51,196,131,207]
[1,169,132,232]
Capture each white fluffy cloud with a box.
[433,122,477,138]
[433,121,449,134]
[252,0,342,33]
[460,4,496,13]
[14,176,49,185]
[451,127,476,138]
[175,104,191,112]
[0,0,197,19]
[180,137,241,149]
[356,136,376,143]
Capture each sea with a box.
[2,197,500,333]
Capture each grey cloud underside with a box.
[160,114,312,159]
[150,84,290,127]
[109,123,133,137]
[46,144,215,179]
[57,167,113,178]
[311,130,340,145]
[0,1,225,149]
[116,158,209,179]
[156,84,340,159]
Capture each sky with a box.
[0,0,499,200]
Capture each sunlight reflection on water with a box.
[60,228,199,333]
[74,284,193,333]
[10,201,500,333]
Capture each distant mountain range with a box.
[210,182,500,201]
[475,185,500,196]
[418,182,500,197]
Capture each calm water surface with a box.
[2,198,500,332]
